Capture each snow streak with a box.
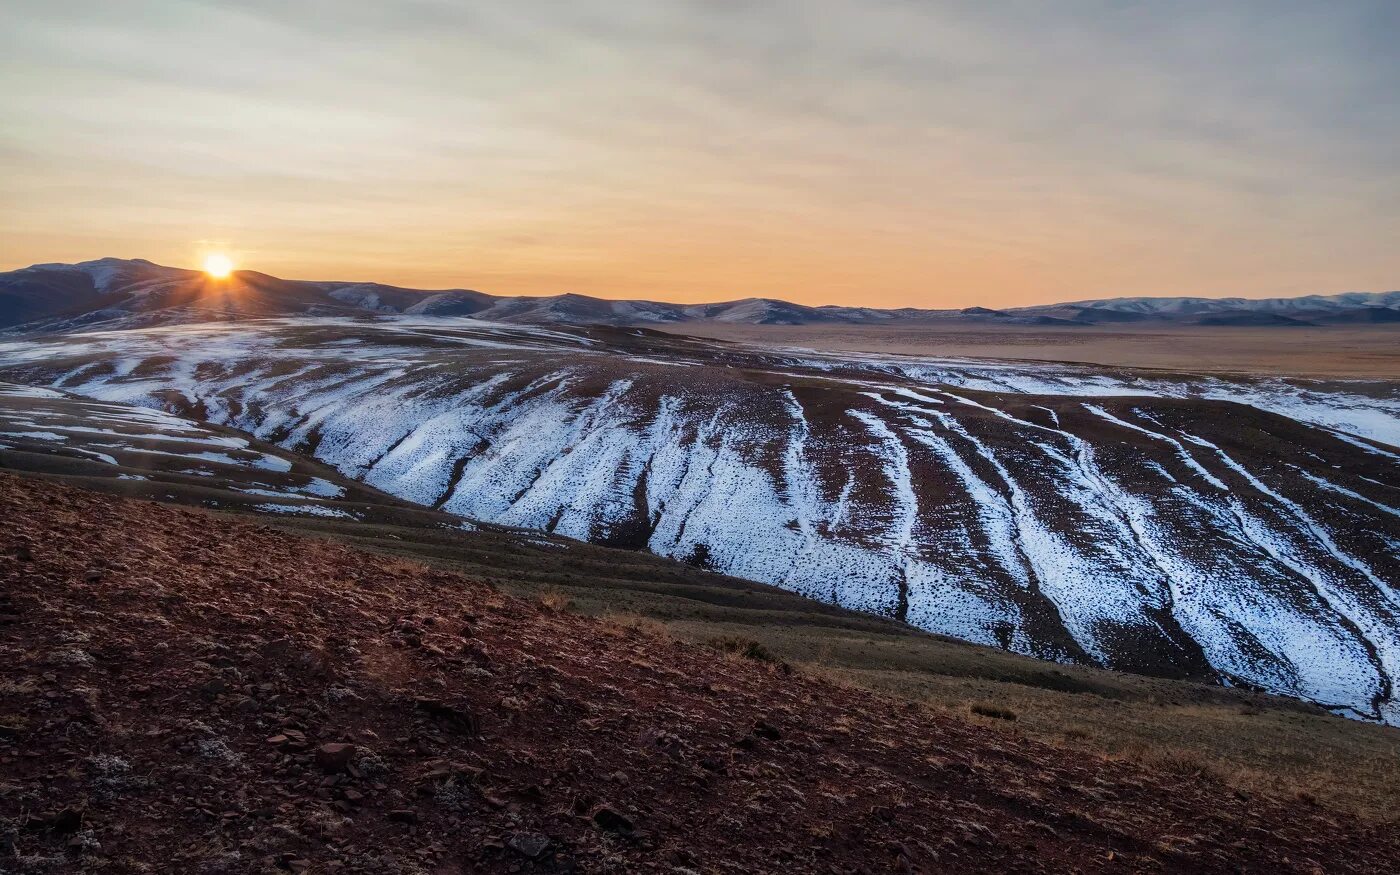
[0,320,1395,721]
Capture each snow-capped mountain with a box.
[3,258,1397,331]
[0,318,1395,723]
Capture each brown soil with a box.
[662,323,1400,379]
[2,472,1396,873]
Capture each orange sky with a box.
[2,2,1397,308]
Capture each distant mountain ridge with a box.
[2,257,1397,332]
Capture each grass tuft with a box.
[706,636,780,664]
[970,703,1018,721]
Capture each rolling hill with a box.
[3,258,1397,331]
[2,318,1395,724]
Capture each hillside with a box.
[4,380,1400,820]
[2,258,1397,331]
[0,382,505,530]
[2,319,1396,724]
[3,471,1399,872]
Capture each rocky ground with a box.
[2,472,1397,873]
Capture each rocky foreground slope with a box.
[2,472,1398,873]
[1,319,1396,723]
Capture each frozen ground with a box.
[0,318,1395,722]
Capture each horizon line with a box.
[7,255,1399,313]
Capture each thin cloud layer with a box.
[2,0,1396,306]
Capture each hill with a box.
[3,318,1398,724]
[4,471,1399,872]
[2,318,1397,724]
[5,382,1400,824]
[2,258,1397,332]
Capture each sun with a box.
[203,253,234,279]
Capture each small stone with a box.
[591,805,634,835]
[315,742,356,773]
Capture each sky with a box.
[1,1,1397,308]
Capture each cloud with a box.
[1,0,1396,305]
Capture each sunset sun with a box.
[203,253,234,279]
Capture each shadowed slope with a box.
[3,472,1399,872]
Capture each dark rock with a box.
[26,806,84,835]
[591,805,634,835]
[316,742,356,773]
[414,698,478,735]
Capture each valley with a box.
[660,322,1400,379]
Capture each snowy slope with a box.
[0,319,1395,722]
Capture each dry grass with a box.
[661,323,1400,379]
[970,703,1018,721]
[236,509,1400,823]
[805,660,1400,823]
[598,611,671,639]
[537,587,575,613]
[704,636,784,665]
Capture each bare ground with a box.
[659,324,1400,379]
[4,472,1400,873]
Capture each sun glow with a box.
[203,253,234,279]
